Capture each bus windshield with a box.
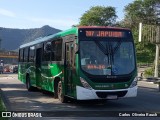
[80,40,135,75]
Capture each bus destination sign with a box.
[85,30,125,38]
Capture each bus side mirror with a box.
[74,43,79,54]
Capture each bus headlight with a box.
[80,77,92,90]
[129,77,138,88]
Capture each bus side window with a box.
[70,43,75,67]
[24,48,29,62]
[29,46,35,62]
[51,39,62,61]
[43,42,51,61]
[19,49,24,62]
[66,44,70,65]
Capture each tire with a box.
[26,76,34,91]
[54,87,58,99]
[58,81,67,103]
[54,81,58,99]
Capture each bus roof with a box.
[78,26,130,30]
[19,27,77,49]
[19,26,130,49]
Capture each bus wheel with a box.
[58,81,67,103]
[54,80,59,99]
[26,76,34,91]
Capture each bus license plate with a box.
[107,95,117,99]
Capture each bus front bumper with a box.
[76,86,137,100]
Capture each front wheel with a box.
[58,81,67,103]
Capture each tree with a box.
[121,0,160,63]
[79,6,117,26]
[124,0,160,28]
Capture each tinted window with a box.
[51,39,62,61]
[29,46,35,62]
[24,48,28,62]
[19,49,24,62]
[43,42,51,61]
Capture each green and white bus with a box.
[18,26,137,103]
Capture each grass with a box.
[0,97,6,111]
[0,92,8,120]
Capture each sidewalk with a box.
[138,80,159,89]
[138,77,160,93]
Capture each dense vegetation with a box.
[0,94,7,120]
[122,0,160,64]
[79,6,117,26]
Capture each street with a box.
[0,74,160,120]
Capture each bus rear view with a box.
[77,27,137,100]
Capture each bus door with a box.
[65,42,74,95]
[36,48,42,87]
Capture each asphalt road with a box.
[0,74,160,120]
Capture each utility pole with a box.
[154,4,160,77]
[154,44,159,77]
[154,26,160,77]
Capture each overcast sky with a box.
[0,0,134,30]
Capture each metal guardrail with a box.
[0,52,18,58]
[137,63,153,68]
[0,53,18,56]
[0,55,18,58]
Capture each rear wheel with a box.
[26,76,34,91]
[54,80,58,99]
[58,81,67,103]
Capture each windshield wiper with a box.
[95,41,110,64]
[109,42,114,64]
[95,40,122,65]
[95,41,109,55]
[112,41,122,55]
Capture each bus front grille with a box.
[88,77,132,83]
[96,91,127,98]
